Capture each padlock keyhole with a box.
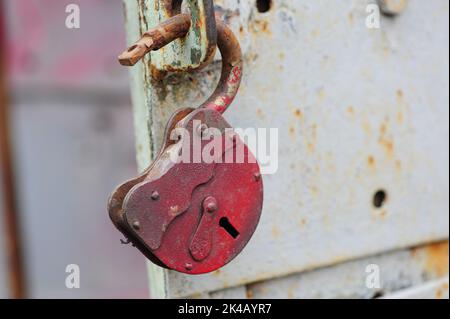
[219,217,239,239]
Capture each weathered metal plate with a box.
[125,0,449,297]
[385,277,449,299]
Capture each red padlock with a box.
[108,19,263,274]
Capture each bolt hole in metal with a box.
[127,44,137,52]
[373,189,388,208]
[256,0,272,13]
[219,217,240,238]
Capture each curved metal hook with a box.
[118,14,242,115]
[200,19,243,114]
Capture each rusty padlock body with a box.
[108,19,263,274]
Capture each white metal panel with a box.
[384,277,449,299]
[209,286,248,299]
[126,0,449,297]
[246,241,449,299]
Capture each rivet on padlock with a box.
[108,10,263,275]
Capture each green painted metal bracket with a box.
[140,0,217,74]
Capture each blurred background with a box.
[0,0,149,298]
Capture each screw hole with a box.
[256,0,272,13]
[373,189,387,208]
[127,44,137,52]
[219,217,240,239]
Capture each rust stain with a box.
[309,185,319,200]
[149,63,168,82]
[378,120,394,158]
[367,155,376,169]
[310,28,320,38]
[298,218,307,227]
[245,287,254,299]
[271,225,280,239]
[347,105,354,116]
[287,282,299,299]
[249,19,272,35]
[307,142,315,153]
[380,123,387,136]
[311,123,317,139]
[348,12,354,24]
[396,89,406,124]
[396,89,404,101]
[423,241,449,277]
[289,125,296,137]
[372,208,388,220]
[362,122,371,135]
[379,139,394,158]
[256,108,266,119]
[396,111,404,124]
[435,282,449,299]
[395,160,402,171]
[246,284,268,299]
[305,123,318,153]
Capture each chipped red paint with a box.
[201,20,243,114]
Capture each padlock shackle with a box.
[200,19,243,114]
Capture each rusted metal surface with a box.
[141,0,217,73]
[111,17,262,274]
[201,18,243,114]
[119,14,191,66]
[0,7,26,298]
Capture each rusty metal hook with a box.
[118,0,217,70]
[118,13,192,66]
[199,18,243,114]
[118,13,242,115]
